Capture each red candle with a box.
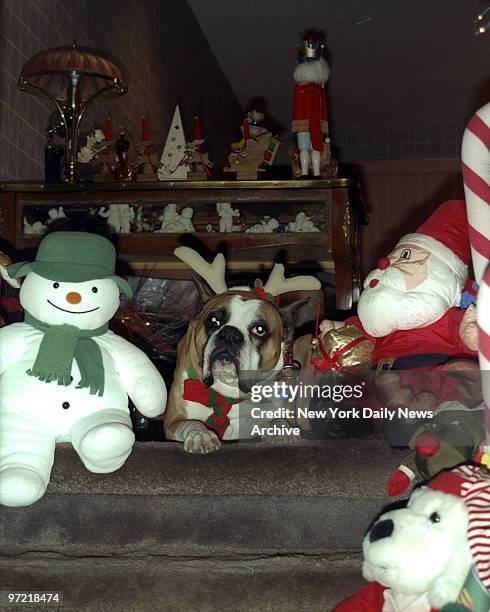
[142,115,150,141]
[193,116,202,141]
[242,120,250,142]
[104,116,112,142]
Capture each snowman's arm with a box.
[103,332,167,418]
[0,324,28,374]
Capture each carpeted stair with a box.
[0,440,406,611]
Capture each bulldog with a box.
[163,247,321,454]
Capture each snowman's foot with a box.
[77,423,135,473]
[0,466,46,507]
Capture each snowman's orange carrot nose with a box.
[66,292,82,304]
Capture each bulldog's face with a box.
[186,291,288,397]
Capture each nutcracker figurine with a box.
[291,31,330,177]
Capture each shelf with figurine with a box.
[19,198,326,238]
[2,180,360,310]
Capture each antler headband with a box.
[174,246,321,296]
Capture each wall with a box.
[188,0,489,163]
[351,159,465,275]
[0,0,243,180]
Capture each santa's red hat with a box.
[399,200,470,280]
[428,464,490,591]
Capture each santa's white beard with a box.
[293,58,329,84]
[358,258,463,337]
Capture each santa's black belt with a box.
[375,353,453,371]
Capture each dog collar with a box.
[184,368,241,439]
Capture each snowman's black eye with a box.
[53,282,60,289]
[92,287,98,293]
[430,512,441,523]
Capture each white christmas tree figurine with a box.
[157,106,190,181]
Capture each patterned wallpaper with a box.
[0,0,243,180]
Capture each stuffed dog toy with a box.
[334,465,490,611]
[164,247,321,454]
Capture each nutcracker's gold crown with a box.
[298,38,325,60]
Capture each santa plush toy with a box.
[315,199,481,492]
[321,199,476,368]
[291,30,330,177]
[356,199,475,357]
[334,464,490,612]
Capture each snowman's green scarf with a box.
[24,312,108,396]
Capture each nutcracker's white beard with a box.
[358,256,463,337]
[293,58,329,84]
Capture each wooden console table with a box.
[0,179,361,310]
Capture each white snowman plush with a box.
[0,231,167,507]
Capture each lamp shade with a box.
[18,44,127,101]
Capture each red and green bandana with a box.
[183,368,240,439]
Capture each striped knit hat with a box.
[428,464,490,590]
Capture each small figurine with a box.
[95,117,114,182]
[224,99,281,180]
[114,131,133,181]
[46,206,67,225]
[134,206,146,232]
[287,211,320,232]
[245,215,280,233]
[157,106,190,181]
[216,202,240,233]
[99,204,122,234]
[291,30,331,178]
[77,129,106,164]
[118,204,135,234]
[23,218,46,235]
[156,206,195,233]
[179,207,195,232]
[158,204,179,232]
[224,133,280,180]
[98,204,135,234]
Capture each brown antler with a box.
[263,264,321,296]
[174,246,228,294]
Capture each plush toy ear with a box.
[280,298,310,343]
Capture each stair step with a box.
[0,554,363,612]
[0,441,405,557]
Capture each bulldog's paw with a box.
[183,428,221,455]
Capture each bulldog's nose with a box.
[369,519,394,543]
[217,325,244,345]
[66,292,82,304]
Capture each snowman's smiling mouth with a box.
[47,300,100,314]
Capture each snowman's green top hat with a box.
[8,231,132,297]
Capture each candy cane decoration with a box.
[461,102,490,448]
